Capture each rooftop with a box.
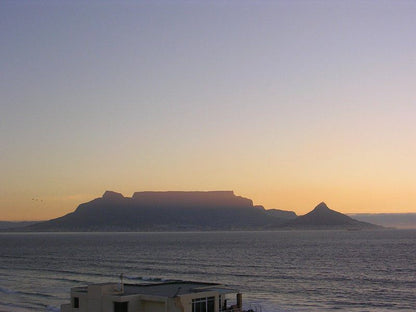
[73,281,237,298]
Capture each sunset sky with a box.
[1,1,415,220]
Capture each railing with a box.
[220,304,263,312]
[219,303,263,312]
[219,308,241,312]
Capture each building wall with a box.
[179,291,220,312]
[71,292,88,312]
[61,285,227,312]
[142,300,166,312]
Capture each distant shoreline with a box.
[1,228,406,234]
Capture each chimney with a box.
[236,293,242,310]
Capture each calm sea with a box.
[0,230,415,312]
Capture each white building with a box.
[61,280,245,312]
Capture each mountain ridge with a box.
[283,202,380,229]
[8,191,382,231]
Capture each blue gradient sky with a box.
[1,1,415,220]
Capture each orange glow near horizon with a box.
[2,183,415,221]
[1,2,415,221]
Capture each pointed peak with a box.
[102,191,124,200]
[313,202,330,212]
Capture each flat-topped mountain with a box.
[284,202,381,229]
[14,192,382,231]
[22,191,290,231]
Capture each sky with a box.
[1,0,415,220]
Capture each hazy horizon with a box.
[1,1,415,220]
[3,190,416,224]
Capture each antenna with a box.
[119,273,124,292]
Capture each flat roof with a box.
[72,281,237,298]
[122,281,236,297]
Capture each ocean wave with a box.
[49,276,87,284]
[0,286,56,299]
[7,266,113,279]
[19,291,54,298]
[0,286,18,294]
[2,230,415,312]
[0,302,32,312]
[124,276,180,283]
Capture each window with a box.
[73,297,79,309]
[192,297,215,312]
[114,301,128,312]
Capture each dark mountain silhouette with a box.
[0,221,39,230]
[21,191,293,231]
[266,209,297,220]
[284,202,381,229]
[11,193,381,231]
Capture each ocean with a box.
[0,230,415,312]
